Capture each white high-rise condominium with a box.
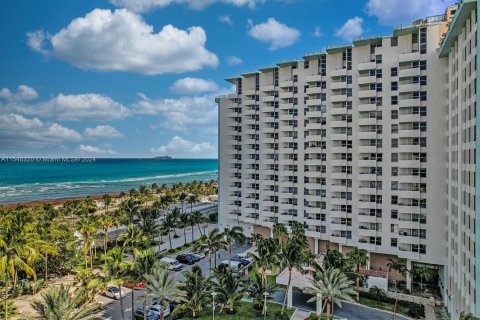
[218,1,478,318]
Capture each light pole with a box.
[211,291,218,320]
[263,291,269,320]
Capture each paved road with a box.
[271,289,408,320]
[98,242,252,320]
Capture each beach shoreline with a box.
[1,191,124,208]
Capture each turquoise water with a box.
[0,158,218,204]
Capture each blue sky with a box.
[0,0,455,158]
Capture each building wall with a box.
[218,2,478,318]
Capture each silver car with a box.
[105,287,120,300]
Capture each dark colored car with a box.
[134,308,158,320]
[152,298,177,312]
[231,257,251,267]
[176,254,196,265]
[185,253,201,262]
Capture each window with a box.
[391,238,398,247]
[392,138,398,147]
[391,67,398,77]
[391,37,398,47]
[392,153,398,162]
[391,210,398,219]
[304,61,310,69]
[392,167,398,176]
[391,110,398,120]
[420,60,427,70]
[391,81,398,91]
[391,96,398,105]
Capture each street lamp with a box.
[211,291,218,320]
[263,291,269,320]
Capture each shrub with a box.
[0,300,18,318]
[168,249,175,253]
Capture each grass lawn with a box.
[247,268,278,286]
[358,297,410,317]
[177,301,294,320]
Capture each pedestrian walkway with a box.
[291,309,311,320]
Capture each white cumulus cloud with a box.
[84,125,123,139]
[10,93,131,122]
[313,26,323,38]
[27,8,218,75]
[151,136,215,158]
[79,144,117,155]
[170,77,220,94]
[335,17,364,42]
[134,93,219,134]
[0,113,82,148]
[0,85,38,101]
[365,0,456,26]
[110,0,263,12]
[247,18,300,51]
[219,15,233,25]
[226,56,243,65]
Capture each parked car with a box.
[190,251,206,259]
[219,260,242,270]
[234,253,253,263]
[185,252,201,262]
[134,308,158,320]
[176,253,196,265]
[153,297,177,312]
[160,257,183,271]
[149,304,171,318]
[124,280,145,288]
[231,257,251,267]
[104,287,120,300]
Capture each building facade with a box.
[218,1,478,318]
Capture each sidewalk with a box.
[155,223,215,253]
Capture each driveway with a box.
[271,289,409,320]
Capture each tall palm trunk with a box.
[131,289,135,318]
[4,273,9,320]
[208,254,212,274]
[356,265,360,302]
[197,223,203,236]
[228,243,232,269]
[281,269,292,314]
[104,234,108,257]
[183,226,187,245]
[44,253,48,281]
[143,300,147,320]
[191,225,194,242]
[168,232,173,250]
[160,300,165,320]
[118,286,126,320]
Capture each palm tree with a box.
[175,265,211,318]
[223,226,246,268]
[143,268,186,320]
[280,240,310,315]
[368,286,386,306]
[213,265,246,313]
[323,246,345,270]
[103,247,128,320]
[117,225,147,259]
[248,273,277,313]
[250,237,278,287]
[194,228,227,272]
[101,194,112,215]
[304,268,356,319]
[177,192,189,214]
[345,247,369,302]
[30,285,105,320]
[162,213,177,250]
[77,218,97,269]
[179,212,190,245]
[97,214,114,258]
[272,223,288,245]
[127,248,159,316]
[187,194,200,213]
[82,196,97,217]
[188,213,196,242]
[387,258,408,289]
[170,207,181,238]
[0,211,47,320]
[411,265,434,293]
[119,198,139,226]
[191,211,205,236]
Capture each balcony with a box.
[358,145,377,153]
[306,74,323,82]
[357,76,376,85]
[279,91,294,99]
[306,99,323,106]
[358,131,378,140]
[398,145,421,153]
[398,68,420,78]
[330,107,348,115]
[398,114,421,123]
[358,61,377,71]
[330,94,348,103]
[279,80,294,87]
[358,117,378,126]
[398,83,421,93]
[330,82,347,90]
[306,87,323,95]
[398,52,421,63]
[358,90,377,99]
[358,103,377,112]
[398,129,419,138]
[261,95,275,103]
[330,68,347,77]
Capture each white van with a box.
[219,260,242,270]
[159,257,183,271]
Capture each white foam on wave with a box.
[98,170,218,183]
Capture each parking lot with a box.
[98,242,252,319]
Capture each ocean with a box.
[0,158,218,204]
